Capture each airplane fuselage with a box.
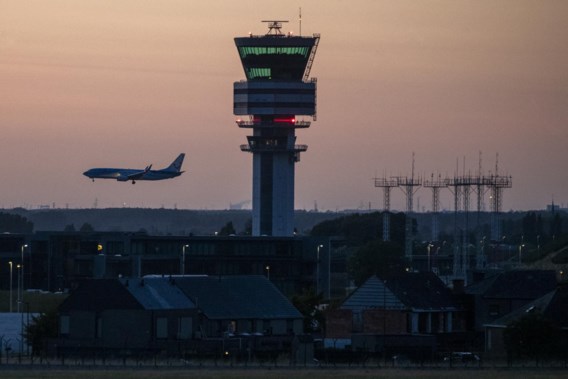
[83,153,185,183]
[83,168,182,181]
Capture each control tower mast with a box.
[234,21,320,236]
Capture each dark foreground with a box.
[0,366,567,379]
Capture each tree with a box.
[0,212,33,233]
[503,311,561,366]
[550,213,563,240]
[218,221,236,236]
[63,224,76,232]
[24,310,59,357]
[348,240,405,286]
[291,288,325,334]
[79,222,95,232]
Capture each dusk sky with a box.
[1,1,567,212]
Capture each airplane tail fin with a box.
[165,153,185,172]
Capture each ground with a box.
[0,367,566,379]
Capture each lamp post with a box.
[265,265,270,281]
[316,244,323,294]
[518,243,525,264]
[181,244,189,275]
[19,244,27,313]
[8,261,13,313]
[16,264,21,313]
[427,243,434,272]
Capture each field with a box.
[0,367,566,379]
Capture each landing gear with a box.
[132,181,136,184]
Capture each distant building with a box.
[326,273,463,359]
[53,275,303,357]
[0,231,332,298]
[484,283,568,358]
[464,269,558,332]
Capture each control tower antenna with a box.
[299,7,302,36]
[234,21,320,236]
[261,20,289,35]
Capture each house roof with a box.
[341,273,457,312]
[59,275,302,321]
[485,283,568,329]
[121,277,195,310]
[341,276,404,311]
[59,279,143,312]
[175,275,303,320]
[465,270,557,299]
[385,272,457,311]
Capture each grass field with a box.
[0,368,566,379]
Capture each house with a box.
[484,283,568,358]
[326,272,461,358]
[464,270,558,332]
[52,275,303,358]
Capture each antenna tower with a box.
[374,175,399,241]
[394,153,422,260]
[423,173,448,242]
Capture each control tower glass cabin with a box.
[234,21,320,236]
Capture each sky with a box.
[1,0,567,212]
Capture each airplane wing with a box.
[125,164,152,181]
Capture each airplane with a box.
[83,153,185,184]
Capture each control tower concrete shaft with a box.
[234,21,320,236]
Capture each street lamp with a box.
[16,264,21,313]
[181,244,189,275]
[427,243,434,272]
[518,243,525,264]
[19,244,27,313]
[265,265,270,281]
[8,261,13,313]
[316,245,323,294]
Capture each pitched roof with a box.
[341,276,404,311]
[175,275,302,320]
[465,270,557,299]
[59,279,143,312]
[485,284,568,329]
[59,276,302,321]
[385,272,457,311]
[341,273,457,312]
[121,277,195,310]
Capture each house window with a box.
[156,317,168,339]
[60,315,70,335]
[178,317,192,340]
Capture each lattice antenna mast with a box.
[375,174,399,242]
[396,153,422,260]
[474,151,488,269]
[488,153,512,241]
[423,173,448,242]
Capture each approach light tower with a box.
[234,21,320,236]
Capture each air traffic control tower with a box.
[234,21,320,236]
